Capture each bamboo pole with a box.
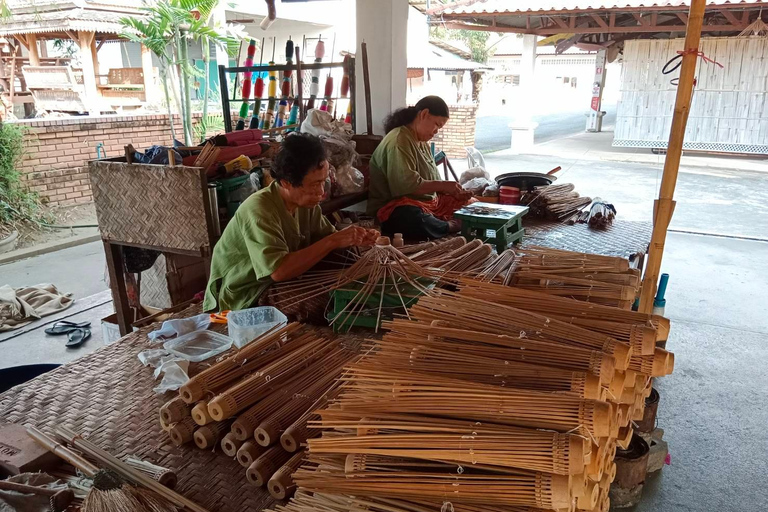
[638,0,706,313]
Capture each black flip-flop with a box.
[66,328,91,348]
[45,321,92,336]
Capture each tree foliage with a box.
[430,26,493,64]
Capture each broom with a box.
[26,426,178,512]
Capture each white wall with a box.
[355,0,408,135]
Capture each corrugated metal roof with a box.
[0,8,136,36]
[408,42,494,70]
[434,0,759,15]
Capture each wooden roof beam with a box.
[442,21,532,35]
[590,14,608,29]
[631,13,650,26]
[550,16,570,30]
[535,23,746,35]
[438,3,765,18]
[718,9,742,27]
[677,12,689,24]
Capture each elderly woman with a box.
[204,133,378,315]
[367,95,471,240]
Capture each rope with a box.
[661,48,724,86]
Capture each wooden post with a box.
[27,34,41,66]
[90,36,100,81]
[141,44,158,103]
[77,31,99,115]
[638,0,706,313]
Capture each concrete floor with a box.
[0,242,112,369]
[635,233,768,512]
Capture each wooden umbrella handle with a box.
[26,426,98,477]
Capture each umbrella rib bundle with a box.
[522,183,592,224]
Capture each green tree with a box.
[121,0,239,145]
[430,26,493,64]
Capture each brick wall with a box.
[431,103,478,160]
[16,114,192,207]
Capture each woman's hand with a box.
[330,226,380,248]
[436,181,474,201]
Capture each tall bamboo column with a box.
[638,0,706,313]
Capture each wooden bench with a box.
[98,68,146,110]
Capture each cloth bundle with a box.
[0,284,73,332]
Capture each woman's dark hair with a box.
[271,132,328,187]
[383,95,449,133]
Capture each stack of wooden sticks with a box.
[158,324,360,501]
[522,183,593,224]
[267,275,673,512]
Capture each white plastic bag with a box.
[462,177,494,195]
[301,109,353,138]
[459,166,490,185]
[334,165,365,195]
[147,313,211,342]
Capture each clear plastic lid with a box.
[163,330,233,362]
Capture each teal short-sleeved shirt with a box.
[203,181,335,312]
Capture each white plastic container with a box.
[163,330,233,362]
[227,306,288,349]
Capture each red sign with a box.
[591,97,600,111]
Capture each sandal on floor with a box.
[66,328,91,348]
[45,321,92,336]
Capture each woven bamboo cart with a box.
[88,159,218,335]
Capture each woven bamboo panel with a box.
[522,219,653,259]
[0,304,274,512]
[89,161,211,252]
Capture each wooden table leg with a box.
[103,241,133,336]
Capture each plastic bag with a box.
[153,359,190,394]
[300,109,353,139]
[462,177,494,195]
[147,313,211,342]
[334,165,365,196]
[483,182,500,197]
[459,166,490,185]
[229,172,261,203]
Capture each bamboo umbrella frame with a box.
[168,417,198,446]
[457,280,669,341]
[221,432,245,457]
[228,347,354,441]
[207,336,339,421]
[191,401,215,426]
[237,440,268,468]
[308,412,589,475]
[293,455,573,510]
[335,367,613,439]
[193,419,234,449]
[160,396,192,424]
[380,322,616,385]
[455,281,658,355]
[179,323,307,403]
[370,337,603,400]
[265,491,571,512]
[406,292,632,368]
[246,445,294,487]
[268,451,306,500]
[281,382,346,452]
[255,359,352,447]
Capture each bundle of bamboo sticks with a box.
[279,274,674,512]
[522,183,592,224]
[470,246,642,310]
[158,323,361,496]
